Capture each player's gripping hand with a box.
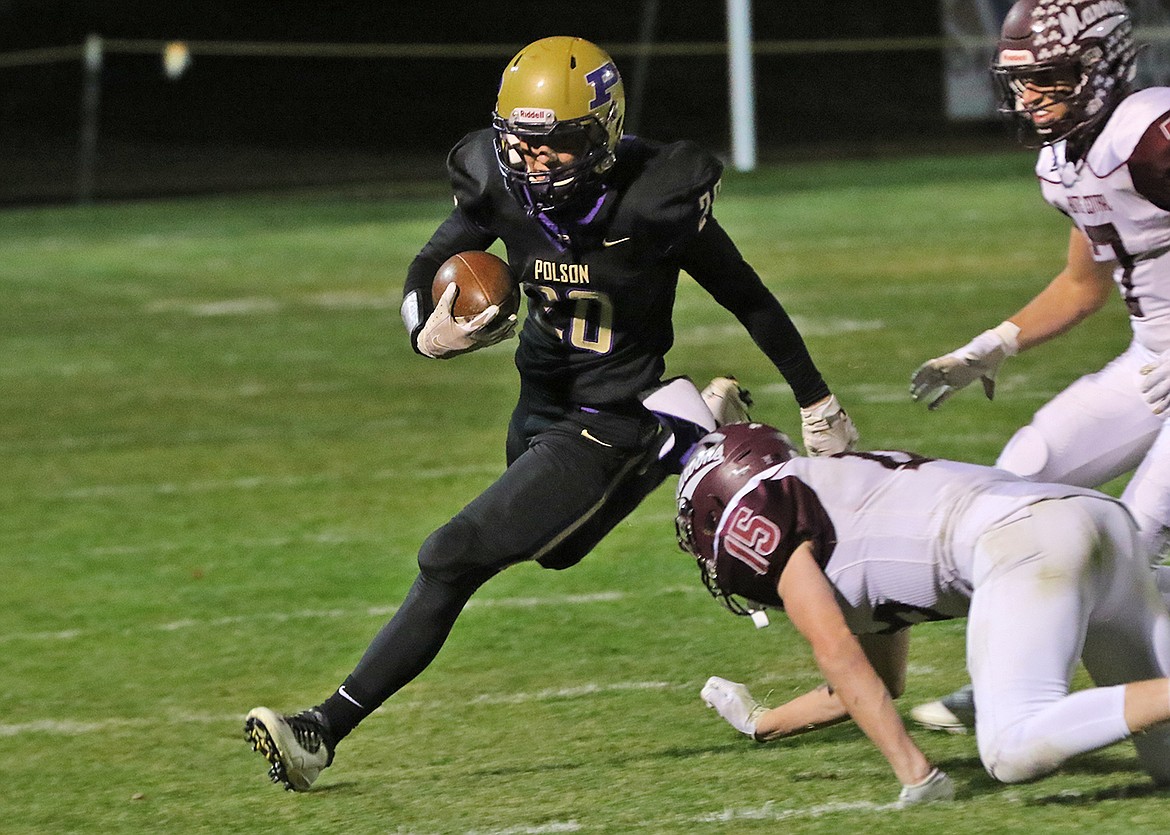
[910,322,1020,410]
[1140,350,1170,415]
[799,394,859,456]
[416,283,516,359]
[896,767,955,808]
[701,676,767,738]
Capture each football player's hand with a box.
[416,283,514,359]
[1139,350,1170,415]
[799,394,859,456]
[700,676,767,737]
[910,323,1019,410]
[896,767,955,808]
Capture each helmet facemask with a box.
[492,105,619,215]
[675,494,757,617]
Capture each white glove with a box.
[1140,350,1170,415]
[799,394,859,456]
[700,676,767,737]
[416,283,517,359]
[910,322,1020,410]
[896,767,955,808]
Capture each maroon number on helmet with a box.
[723,506,781,575]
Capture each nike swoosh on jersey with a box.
[580,428,614,447]
[602,237,631,247]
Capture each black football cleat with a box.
[244,706,335,791]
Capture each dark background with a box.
[0,1,1067,203]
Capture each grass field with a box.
[2,150,1160,834]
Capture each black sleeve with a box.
[678,217,831,407]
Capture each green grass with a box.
[0,150,1156,833]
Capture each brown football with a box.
[432,251,519,322]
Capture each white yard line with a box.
[693,799,899,822]
[57,462,503,501]
[0,677,686,738]
[0,587,698,645]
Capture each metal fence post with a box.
[77,33,103,204]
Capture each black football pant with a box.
[322,391,665,741]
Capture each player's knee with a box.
[418,515,501,583]
[980,734,1055,784]
[996,426,1051,480]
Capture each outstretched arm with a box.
[750,630,909,740]
[910,226,1114,409]
[1007,226,1115,350]
[777,544,931,787]
[680,218,857,454]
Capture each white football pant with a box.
[996,340,1170,561]
[967,496,1170,784]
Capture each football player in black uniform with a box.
[244,36,857,791]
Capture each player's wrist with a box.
[401,289,431,354]
[953,321,1019,364]
[989,321,1021,356]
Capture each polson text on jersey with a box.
[534,260,591,284]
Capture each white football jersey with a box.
[1037,87,1170,352]
[714,452,1110,635]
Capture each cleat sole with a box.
[244,716,294,790]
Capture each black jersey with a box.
[405,129,830,409]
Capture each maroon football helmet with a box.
[991,0,1136,147]
[675,422,798,615]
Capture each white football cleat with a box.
[244,706,335,791]
[909,684,975,734]
[701,377,753,426]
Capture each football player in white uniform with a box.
[909,0,1170,731]
[681,423,1170,805]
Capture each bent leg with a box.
[1079,503,1170,783]
[996,346,1160,488]
[968,499,1137,783]
[1120,419,1170,562]
[322,410,661,738]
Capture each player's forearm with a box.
[812,641,931,785]
[752,684,850,741]
[1008,271,1111,350]
[1008,228,1114,351]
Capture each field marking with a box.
[464,824,582,835]
[675,317,884,346]
[145,291,398,317]
[693,799,897,822]
[421,801,903,834]
[0,587,698,645]
[471,681,672,705]
[0,677,687,739]
[57,461,502,502]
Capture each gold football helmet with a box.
[492,36,625,214]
